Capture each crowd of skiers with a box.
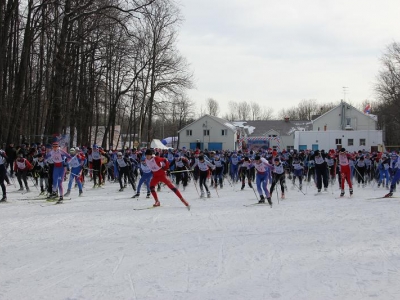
[0,142,399,206]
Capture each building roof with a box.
[233,120,313,136]
[178,114,237,133]
[312,101,377,123]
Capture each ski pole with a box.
[225,175,233,187]
[215,180,220,198]
[292,181,306,195]
[353,166,365,186]
[192,176,200,197]
[6,171,16,188]
[251,181,259,201]
[170,169,194,174]
[275,185,279,205]
[29,175,39,191]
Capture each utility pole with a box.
[343,87,349,101]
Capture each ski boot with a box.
[241,185,245,190]
[56,196,63,204]
[385,192,393,198]
[153,201,160,207]
[0,195,6,202]
[340,190,345,197]
[64,190,71,197]
[132,193,140,198]
[207,191,211,198]
[79,190,83,197]
[119,187,124,192]
[47,192,58,199]
[200,191,205,198]
[18,187,24,191]
[324,187,328,192]
[349,189,353,196]
[258,195,265,204]
[146,192,151,198]
[281,193,285,199]
[267,197,272,206]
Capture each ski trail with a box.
[181,249,191,293]
[127,273,137,300]
[216,236,226,280]
[112,254,125,277]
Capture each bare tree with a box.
[375,42,400,145]
[259,107,274,120]
[205,98,220,116]
[297,99,317,120]
[250,102,260,120]
[237,101,251,120]
[277,107,297,120]
[141,0,193,145]
[226,101,238,121]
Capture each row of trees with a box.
[203,98,274,121]
[374,42,400,147]
[0,0,194,148]
[204,98,338,122]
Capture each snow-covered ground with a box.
[1,177,400,300]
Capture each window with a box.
[186,129,192,136]
[203,129,210,136]
[346,118,351,126]
[221,129,227,136]
[335,138,342,145]
[360,138,366,146]
[348,139,354,146]
[287,146,294,151]
[268,134,277,138]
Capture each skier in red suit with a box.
[337,148,353,197]
[145,149,190,210]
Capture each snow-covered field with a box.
[1,177,400,300]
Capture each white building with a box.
[178,115,237,151]
[233,119,312,151]
[295,101,383,152]
[294,130,383,152]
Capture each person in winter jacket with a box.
[191,154,216,198]
[132,156,153,198]
[64,148,85,197]
[145,149,190,209]
[44,141,71,202]
[0,150,8,201]
[337,148,354,197]
[115,151,136,192]
[14,153,33,192]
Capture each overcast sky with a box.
[176,0,400,117]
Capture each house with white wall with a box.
[178,115,237,151]
[312,101,377,132]
[233,119,312,151]
[295,101,383,152]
